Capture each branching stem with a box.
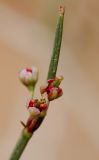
[9,6,65,160]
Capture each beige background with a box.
[0,0,99,159]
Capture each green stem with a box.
[9,6,65,160]
[28,85,35,98]
[47,6,65,80]
[37,6,65,134]
[40,6,65,124]
[9,130,32,160]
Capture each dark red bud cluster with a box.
[27,98,48,116]
[24,76,63,133]
[40,76,63,101]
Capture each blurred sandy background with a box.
[0,0,99,159]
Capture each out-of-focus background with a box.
[0,0,99,159]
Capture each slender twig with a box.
[9,6,65,160]
[9,130,32,160]
[47,6,65,80]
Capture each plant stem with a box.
[39,6,65,129]
[47,6,65,80]
[28,85,35,98]
[9,6,65,160]
[9,130,32,160]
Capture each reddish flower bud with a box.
[50,76,63,87]
[47,79,55,86]
[27,99,40,116]
[28,99,36,108]
[47,87,63,101]
[47,87,59,101]
[19,66,38,88]
[40,76,63,101]
[39,103,48,111]
[29,107,40,116]
[58,87,63,97]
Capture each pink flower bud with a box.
[28,107,40,116]
[27,99,40,116]
[47,87,59,101]
[49,76,63,87]
[57,87,63,97]
[19,66,38,87]
[39,103,48,111]
[47,87,63,101]
[27,99,36,108]
[40,76,63,101]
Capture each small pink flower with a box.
[40,76,63,101]
[19,66,38,87]
[49,76,63,87]
[39,103,48,111]
[27,99,40,116]
[27,99,36,108]
[29,107,40,116]
[47,87,59,101]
